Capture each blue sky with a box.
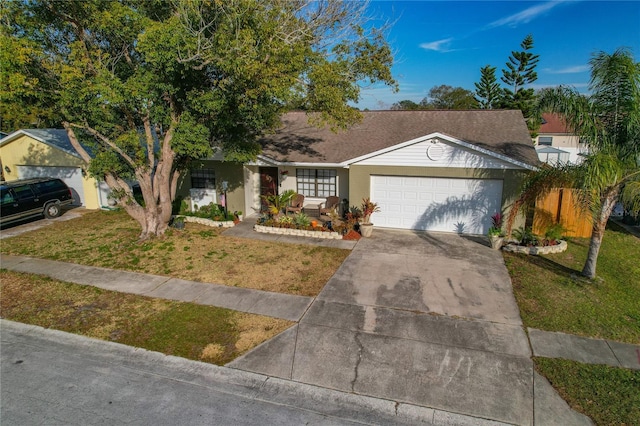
[356,1,640,110]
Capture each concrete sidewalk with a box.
[2,253,637,372]
[0,254,312,322]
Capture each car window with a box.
[12,185,35,200]
[34,179,66,192]
[1,188,14,205]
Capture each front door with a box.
[259,167,278,211]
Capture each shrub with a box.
[513,227,540,246]
[544,223,566,241]
[293,212,311,227]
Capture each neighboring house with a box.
[534,113,588,165]
[0,129,109,209]
[177,110,540,235]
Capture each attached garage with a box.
[371,175,503,234]
[0,129,102,209]
[17,165,85,206]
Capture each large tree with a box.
[474,65,501,109]
[500,34,540,135]
[421,85,478,110]
[2,0,396,239]
[507,48,640,279]
[390,99,422,110]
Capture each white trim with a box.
[251,155,345,168]
[344,132,537,171]
[0,129,81,158]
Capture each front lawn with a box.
[535,358,640,425]
[505,221,640,344]
[0,210,349,296]
[505,221,640,424]
[0,270,292,365]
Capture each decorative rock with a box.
[503,240,567,255]
[178,215,235,228]
[254,224,342,240]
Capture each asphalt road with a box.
[1,320,453,426]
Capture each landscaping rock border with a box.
[502,240,567,255]
[254,224,342,240]
[176,215,235,228]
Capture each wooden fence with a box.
[533,189,593,238]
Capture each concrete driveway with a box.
[229,229,587,425]
[0,208,87,240]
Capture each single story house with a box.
[177,110,540,235]
[535,113,588,165]
[0,129,109,209]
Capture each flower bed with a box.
[254,224,342,239]
[176,215,235,228]
[502,240,567,255]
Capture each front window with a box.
[191,168,216,189]
[296,169,336,197]
[538,136,553,146]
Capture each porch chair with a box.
[286,193,305,215]
[318,196,340,221]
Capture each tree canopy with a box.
[391,85,477,110]
[2,0,396,238]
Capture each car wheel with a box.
[44,203,62,219]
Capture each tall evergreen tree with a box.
[501,34,540,135]
[474,65,501,109]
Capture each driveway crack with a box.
[351,332,364,392]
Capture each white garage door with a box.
[18,165,85,206]
[371,175,503,234]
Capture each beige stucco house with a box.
[0,129,108,209]
[178,110,540,235]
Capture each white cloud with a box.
[544,65,590,74]
[419,38,454,52]
[486,1,566,29]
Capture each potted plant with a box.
[487,212,504,249]
[234,211,243,221]
[359,198,380,238]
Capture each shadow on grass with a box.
[504,251,589,287]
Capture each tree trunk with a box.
[581,190,619,279]
[64,117,181,240]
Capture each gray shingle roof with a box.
[259,110,540,167]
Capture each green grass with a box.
[505,221,640,424]
[0,270,292,365]
[505,222,640,343]
[535,358,640,425]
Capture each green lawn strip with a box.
[0,270,292,365]
[505,222,640,344]
[534,358,640,425]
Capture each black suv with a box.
[1,178,74,225]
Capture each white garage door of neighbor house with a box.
[371,175,503,234]
[18,165,85,206]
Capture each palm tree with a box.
[507,48,640,279]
